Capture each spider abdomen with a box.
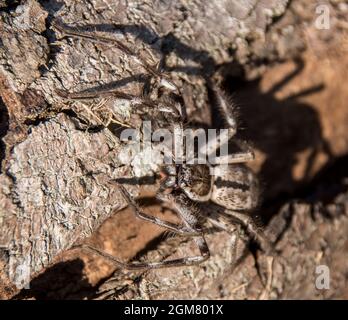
[211,165,259,211]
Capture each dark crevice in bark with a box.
[0,97,9,173]
[24,107,105,134]
[0,0,21,12]
[37,0,64,76]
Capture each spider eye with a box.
[159,170,176,190]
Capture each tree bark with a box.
[0,0,347,299]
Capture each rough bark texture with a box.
[95,194,348,300]
[0,0,347,299]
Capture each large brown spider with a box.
[52,19,271,270]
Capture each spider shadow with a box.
[13,258,95,300]
[222,59,332,218]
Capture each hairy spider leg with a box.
[119,185,201,237]
[75,185,210,269]
[224,209,272,253]
[56,87,154,109]
[52,19,178,91]
[202,86,255,165]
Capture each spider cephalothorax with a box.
[52,19,271,270]
[178,164,212,201]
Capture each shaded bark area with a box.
[0,0,347,299]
